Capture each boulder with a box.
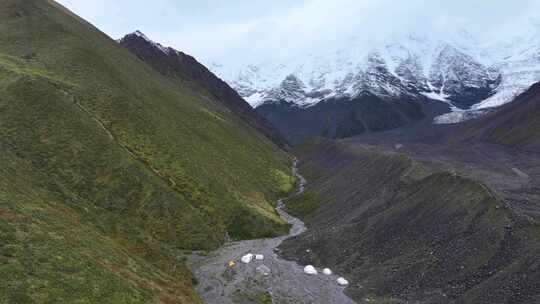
[323,268,332,275]
[304,265,318,275]
[337,277,349,286]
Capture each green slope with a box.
[0,0,294,302]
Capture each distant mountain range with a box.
[206,29,540,142]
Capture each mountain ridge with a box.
[0,0,294,302]
[119,31,289,149]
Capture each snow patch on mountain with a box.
[434,109,491,124]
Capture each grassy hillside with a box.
[280,140,539,304]
[0,0,294,302]
[119,32,290,149]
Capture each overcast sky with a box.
[57,0,540,63]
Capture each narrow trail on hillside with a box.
[188,159,356,304]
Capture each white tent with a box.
[304,265,318,275]
[241,253,253,264]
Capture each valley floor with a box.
[187,161,355,304]
[189,137,540,304]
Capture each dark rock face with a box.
[263,74,309,103]
[119,31,289,148]
[430,45,501,109]
[257,93,425,144]
[352,52,422,100]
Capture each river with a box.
[188,159,355,304]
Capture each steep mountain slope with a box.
[456,81,540,152]
[119,31,289,148]
[280,140,540,304]
[0,0,294,302]
[257,93,426,144]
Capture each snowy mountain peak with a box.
[211,36,498,108]
[205,29,540,124]
[132,30,150,41]
[428,44,501,107]
[121,31,175,56]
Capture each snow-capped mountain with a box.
[206,29,540,125]
[434,26,540,124]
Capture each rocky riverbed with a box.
[188,160,355,304]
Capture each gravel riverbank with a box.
[188,159,355,304]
